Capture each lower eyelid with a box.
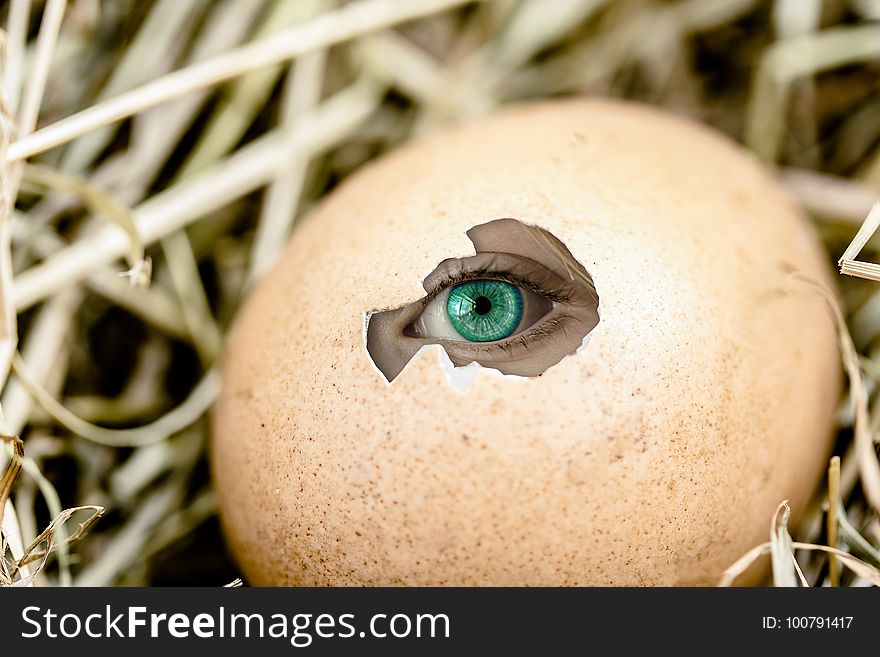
[436,306,564,353]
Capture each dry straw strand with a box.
[746,24,880,163]
[13,79,381,311]
[839,198,880,281]
[790,272,880,514]
[5,0,483,163]
[827,456,841,586]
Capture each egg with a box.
[211,98,840,586]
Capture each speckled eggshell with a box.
[212,99,840,586]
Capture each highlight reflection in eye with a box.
[365,218,600,382]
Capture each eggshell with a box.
[211,98,840,585]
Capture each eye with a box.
[365,218,600,382]
[408,279,553,342]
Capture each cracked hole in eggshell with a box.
[365,218,600,382]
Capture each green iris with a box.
[446,281,524,342]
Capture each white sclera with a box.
[411,287,458,339]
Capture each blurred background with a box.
[1,0,879,586]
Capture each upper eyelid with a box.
[421,270,554,306]
[420,257,572,307]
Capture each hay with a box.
[0,0,878,586]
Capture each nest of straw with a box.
[1,0,879,587]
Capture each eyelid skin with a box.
[421,253,582,305]
[365,218,600,382]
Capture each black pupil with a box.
[473,296,492,315]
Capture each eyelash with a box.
[430,314,566,358]
[487,316,565,354]
[421,268,570,308]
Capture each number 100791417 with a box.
[763,617,853,629]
